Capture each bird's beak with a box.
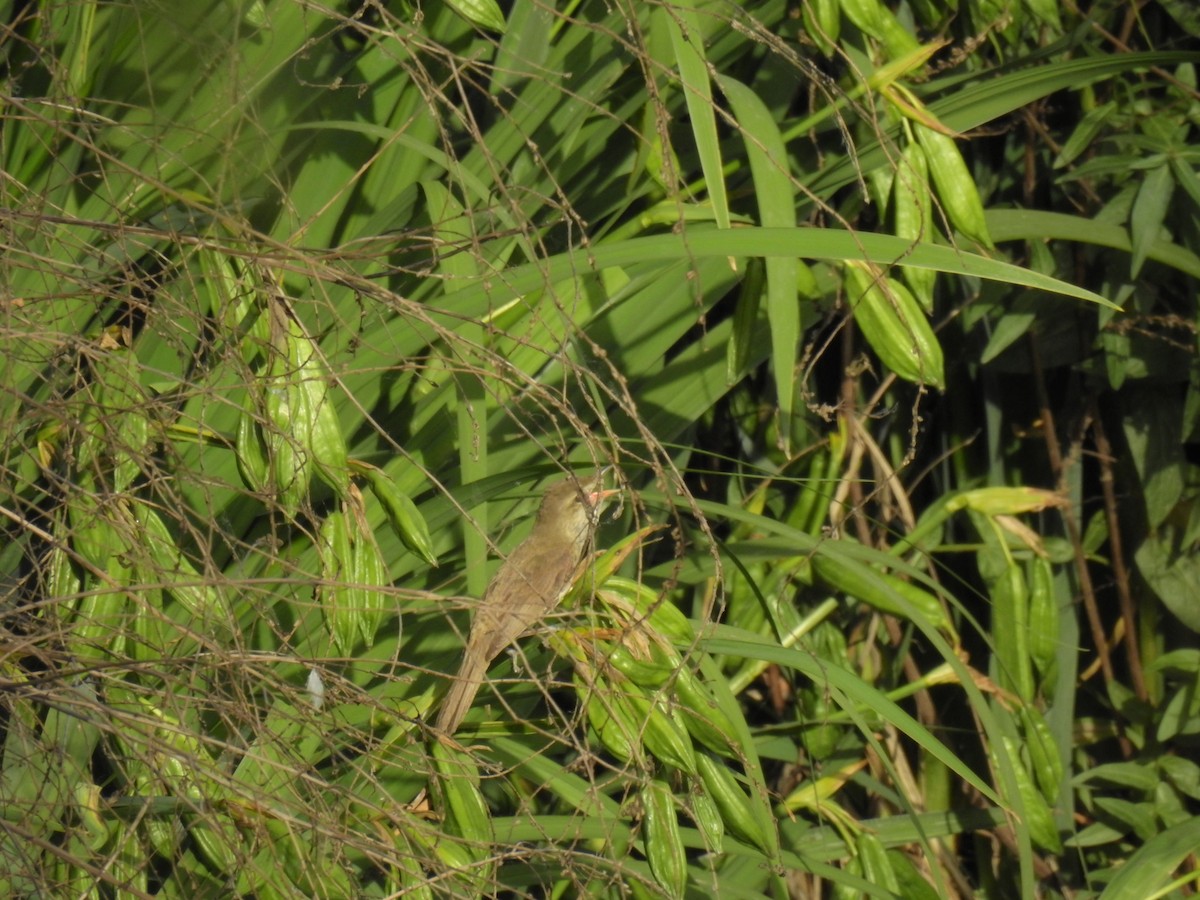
[587,487,620,506]
[586,466,618,505]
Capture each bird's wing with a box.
[470,538,582,662]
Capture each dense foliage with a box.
[2,0,1198,897]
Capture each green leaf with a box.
[444,0,507,32]
[1129,163,1174,277]
[1054,103,1118,168]
[663,2,729,230]
[987,207,1200,279]
[1160,756,1200,801]
[1122,389,1185,530]
[433,227,1116,314]
[1093,797,1160,843]
[719,74,800,446]
[1074,761,1160,793]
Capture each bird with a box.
[435,471,618,735]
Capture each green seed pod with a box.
[91,338,148,493]
[997,736,1062,853]
[350,508,389,648]
[633,688,698,775]
[280,314,347,498]
[390,828,435,900]
[73,783,111,852]
[430,740,496,894]
[1027,556,1060,692]
[801,0,840,56]
[856,832,900,893]
[914,122,993,248]
[838,0,885,36]
[190,817,241,875]
[578,670,644,766]
[867,164,895,218]
[688,783,725,852]
[673,666,741,757]
[319,507,359,654]
[363,466,438,566]
[141,807,185,859]
[431,741,493,847]
[135,502,228,629]
[605,576,696,643]
[1019,704,1064,804]
[406,819,478,879]
[607,641,674,689]
[810,545,950,631]
[262,374,306,517]
[45,521,79,601]
[844,261,945,389]
[991,562,1034,703]
[301,357,349,498]
[70,568,130,659]
[235,397,268,493]
[874,6,920,57]
[695,754,775,856]
[642,779,686,900]
[892,139,937,312]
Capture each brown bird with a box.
[436,472,617,735]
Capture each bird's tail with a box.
[435,653,488,735]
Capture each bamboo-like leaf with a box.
[445,0,507,33]
[720,74,801,448]
[1100,818,1200,900]
[1129,163,1173,278]
[663,3,729,230]
[432,228,1115,317]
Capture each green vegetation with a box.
[2,0,1198,896]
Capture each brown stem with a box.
[1089,402,1147,702]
